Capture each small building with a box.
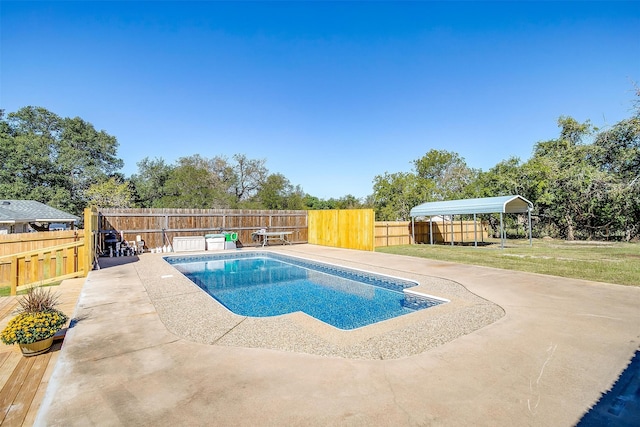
[410,195,534,248]
[0,200,80,234]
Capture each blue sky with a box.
[2,1,639,199]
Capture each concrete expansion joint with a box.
[78,301,119,309]
[89,337,182,362]
[211,317,248,345]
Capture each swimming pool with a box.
[165,252,447,330]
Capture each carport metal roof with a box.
[409,195,534,248]
[410,195,533,217]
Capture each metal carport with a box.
[409,195,534,248]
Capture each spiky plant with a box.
[16,285,61,314]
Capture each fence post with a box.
[10,257,18,296]
[84,208,93,273]
[74,244,79,275]
[386,222,389,247]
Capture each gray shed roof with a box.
[410,195,533,217]
[0,200,80,223]
[0,206,34,224]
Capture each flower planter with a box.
[1,287,68,356]
[19,336,54,357]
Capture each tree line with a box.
[0,107,366,215]
[1,96,638,241]
[372,92,640,241]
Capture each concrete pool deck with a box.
[35,244,639,426]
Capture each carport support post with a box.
[528,207,533,246]
[473,213,477,247]
[411,217,415,244]
[429,217,433,245]
[450,215,454,246]
[500,212,504,249]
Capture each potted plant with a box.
[1,286,68,356]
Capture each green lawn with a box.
[0,281,62,297]
[376,239,640,286]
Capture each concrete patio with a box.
[35,245,639,426]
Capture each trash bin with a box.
[224,232,238,242]
[221,232,237,249]
[205,234,225,251]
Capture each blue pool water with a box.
[165,252,446,330]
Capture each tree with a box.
[257,173,305,210]
[1,107,61,203]
[372,172,431,221]
[333,195,364,209]
[530,117,605,240]
[129,154,282,209]
[57,116,123,213]
[130,157,174,208]
[474,157,523,197]
[413,149,478,201]
[85,177,135,208]
[0,106,123,215]
[371,150,476,221]
[158,155,233,208]
[590,110,640,240]
[230,154,268,205]
[593,117,640,182]
[303,195,333,210]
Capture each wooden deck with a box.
[0,279,84,426]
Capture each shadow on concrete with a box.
[577,348,640,427]
[95,255,140,269]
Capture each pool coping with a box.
[137,248,505,360]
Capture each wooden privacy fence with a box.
[308,209,375,251]
[0,230,80,257]
[96,208,308,251]
[0,209,95,295]
[375,222,412,247]
[413,219,489,244]
[0,241,88,295]
[375,220,490,247]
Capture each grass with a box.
[0,281,62,297]
[376,238,640,286]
